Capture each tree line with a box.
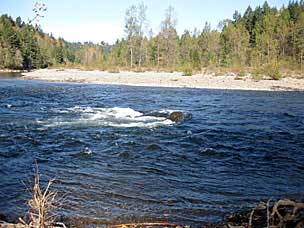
[0,1,303,76]
[0,14,112,70]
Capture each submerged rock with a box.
[119,151,130,159]
[168,111,185,122]
[81,147,92,155]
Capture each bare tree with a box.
[124,2,148,69]
[125,5,138,68]
[159,6,179,68]
[137,3,148,68]
[29,1,47,25]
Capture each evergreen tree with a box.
[0,1,303,73]
[55,43,64,64]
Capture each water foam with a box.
[39,106,175,128]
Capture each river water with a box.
[0,76,303,225]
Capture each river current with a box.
[0,76,303,225]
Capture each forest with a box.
[0,1,303,78]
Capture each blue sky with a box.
[1,0,290,44]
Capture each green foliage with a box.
[263,62,282,80]
[55,45,64,64]
[0,0,303,73]
[182,65,193,76]
[220,20,250,67]
[237,69,246,77]
[252,68,264,81]
[0,15,109,70]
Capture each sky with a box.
[1,0,290,44]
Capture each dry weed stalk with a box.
[0,168,65,228]
[26,170,58,228]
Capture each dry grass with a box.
[251,68,264,82]
[132,68,146,73]
[108,68,120,73]
[26,170,58,228]
[0,167,65,228]
[182,66,193,76]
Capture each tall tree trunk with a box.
[301,50,303,72]
[145,46,148,66]
[139,39,143,68]
[157,42,160,70]
[292,28,296,61]
[130,47,133,69]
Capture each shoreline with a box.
[2,198,303,228]
[0,69,27,73]
[21,69,304,91]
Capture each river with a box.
[0,75,303,226]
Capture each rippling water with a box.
[0,76,304,225]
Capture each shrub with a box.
[144,67,153,72]
[237,69,245,77]
[231,65,245,77]
[214,67,229,76]
[182,66,193,76]
[251,68,263,81]
[133,68,145,73]
[163,68,175,73]
[263,62,282,80]
[108,68,120,73]
[268,67,282,80]
[252,73,263,81]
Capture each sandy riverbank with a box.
[21,69,304,91]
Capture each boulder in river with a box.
[168,111,185,122]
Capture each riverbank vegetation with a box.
[0,1,303,78]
